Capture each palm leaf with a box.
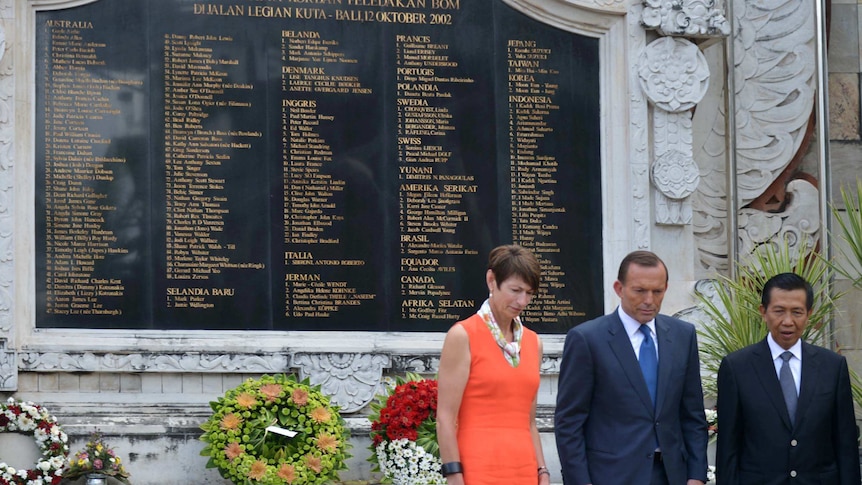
[697,234,835,398]
[831,178,862,291]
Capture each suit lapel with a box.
[606,312,655,414]
[750,339,794,430]
[655,317,673,413]
[795,341,821,428]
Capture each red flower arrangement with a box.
[371,375,437,446]
[368,373,442,480]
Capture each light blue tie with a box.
[779,351,797,424]
[639,325,658,408]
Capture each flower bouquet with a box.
[705,408,717,442]
[705,408,717,484]
[200,374,350,485]
[62,432,131,484]
[368,373,444,485]
[0,398,68,485]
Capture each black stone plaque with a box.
[34,0,602,333]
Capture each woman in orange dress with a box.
[437,244,551,485]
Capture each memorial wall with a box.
[34,0,601,334]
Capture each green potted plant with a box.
[695,234,834,398]
[830,178,862,407]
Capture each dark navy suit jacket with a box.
[555,310,709,485]
[716,339,860,485]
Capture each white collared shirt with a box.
[618,306,658,361]
[767,333,802,396]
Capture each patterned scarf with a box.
[478,298,523,367]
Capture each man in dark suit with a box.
[716,272,860,485]
[555,250,708,485]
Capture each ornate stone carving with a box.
[674,278,725,328]
[391,353,561,375]
[737,179,819,264]
[651,150,700,200]
[692,0,816,271]
[292,353,391,413]
[629,3,652,248]
[390,354,440,374]
[0,20,5,63]
[590,0,628,10]
[0,20,14,391]
[652,150,700,224]
[638,37,710,113]
[0,339,15,390]
[642,0,729,37]
[540,355,561,374]
[19,351,290,372]
[638,38,707,225]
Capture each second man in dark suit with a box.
[555,250,708,485]
[716,272,860,485]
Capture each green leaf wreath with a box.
[200,374,350,485]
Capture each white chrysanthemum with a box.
[18,415,35,430]
[376,438,445,484]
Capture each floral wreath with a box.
[200,374,350,485]
[0,398,68,485]
[368,373,444,484]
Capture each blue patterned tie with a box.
[639,325,658,408]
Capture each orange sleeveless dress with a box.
[456,313,540,484]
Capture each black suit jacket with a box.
[716,339,860,485]
[554,310,708,485]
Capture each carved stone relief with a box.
[642,0,729,37]
[691,0,817,271]
[737,179,819,264]
[673,278,725,328]
[0,339,14,389]
[292,353,391,413]
[19,351,290,372]
[677,181,819,326]
[638,37,709,225]
[628,2,652,249]
[0,20,15,391]
[390,354,440,375]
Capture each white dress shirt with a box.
[618,306,658,361]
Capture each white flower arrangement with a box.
[705,408,718,439]
[0,398,69,485]
[705,408,718,484]
[374,438,446,485]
